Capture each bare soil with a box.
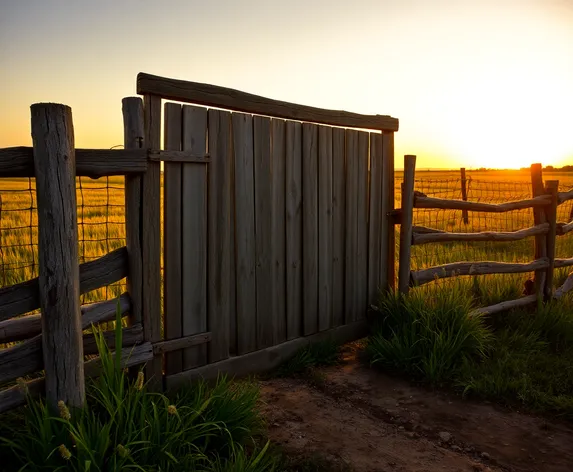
[259,342,573,472]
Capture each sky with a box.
[1,0,572,169]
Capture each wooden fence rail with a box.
[399,157,573,313]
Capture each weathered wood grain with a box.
[469,295,538,317]
[122,97,144,328]
[285,121,303,340]
[303,123,319,335]
[398,156,416,294]
[137,73,399,131]
[254,116,274,347]
[31,103,84,410]
[554,273,573,300]
[0,292,126,344]
[163,103,183,375]
[558,189,573,204]
[381,131,395,291]
[415,194,551,212]
[165,320,368,389]
[318,126,333,331]
[555,258,573,268]
[272,119,287,342]
[544,180,559,300]
[368,134,383,305]
[345,129,359,323]
[0,147,147,178]
[412,223,550,245]
[411,258,550,287]
[356,132,369,317]
[232,112,257,354]
[332,128,346,327]
[557,220,573,235]
[0,342,153,414]
[0,295,133,386]
[148,150,209,163]
[153,332,211,355]
[0,247,128,323]
[207,109,233,362]
[181,105,208,368]
[142,94,163,390]
[460,167,469,224]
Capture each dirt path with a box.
[259,343,573,472]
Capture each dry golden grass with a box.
[0,176,127,304]
[1,169,572,306]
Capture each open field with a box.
[2,169,573,304]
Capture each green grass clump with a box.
[367,282,573,419]
[0,302,277,472]
[367,287,492,384]
[457,296,573,418]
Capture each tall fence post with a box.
[381,131,395,292]
[142,94,164,391]
[530,164,546,300]
[398,155,416,295]
[460,167,469,225]
[544,180,559,301]
[122,97,144,331]
[31,103,85,411]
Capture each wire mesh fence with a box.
[409,176,535,271]
[0,175,127,308]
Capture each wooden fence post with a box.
[31,103,85,411]
[460,167,469,225]
[544,180,559,301]
[530,164,546,300]
[398,155,416,295]
[380,131,395,292]
[122,97,144,330]
[141,94,164,391]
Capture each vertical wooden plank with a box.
[368,133,383,305]
[381,131,395,292]
[31,103,84,411]
[460,167,469,224]
[163,103,183,375]
[233,112,257,354]
[181,106,208,369]
[318,126,333,331]
[254,116,274,348]
[142,94,163,390]
[545,180,559,301]
[531,163,546,300]
[208,109,233,362]
[302,123,319,335]
[357,132,369,317]
[398,155,416,295]
[332,128,346,327]
[345,129,358,323]
[285,121,303,340]
[272,119,287,343]
[122,97,144,329]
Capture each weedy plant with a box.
[367,285,492,384]
[368,279,573,419]
[0,299,277,471]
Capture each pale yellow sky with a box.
[1,0,572,169]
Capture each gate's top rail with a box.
[137,72,400,132]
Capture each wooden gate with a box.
[130,73,399,389]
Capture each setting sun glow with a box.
[1,0,572,170]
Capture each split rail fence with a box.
[0,73,399,413]
[398,155,573,315]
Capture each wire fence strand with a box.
[0,175,126,311]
